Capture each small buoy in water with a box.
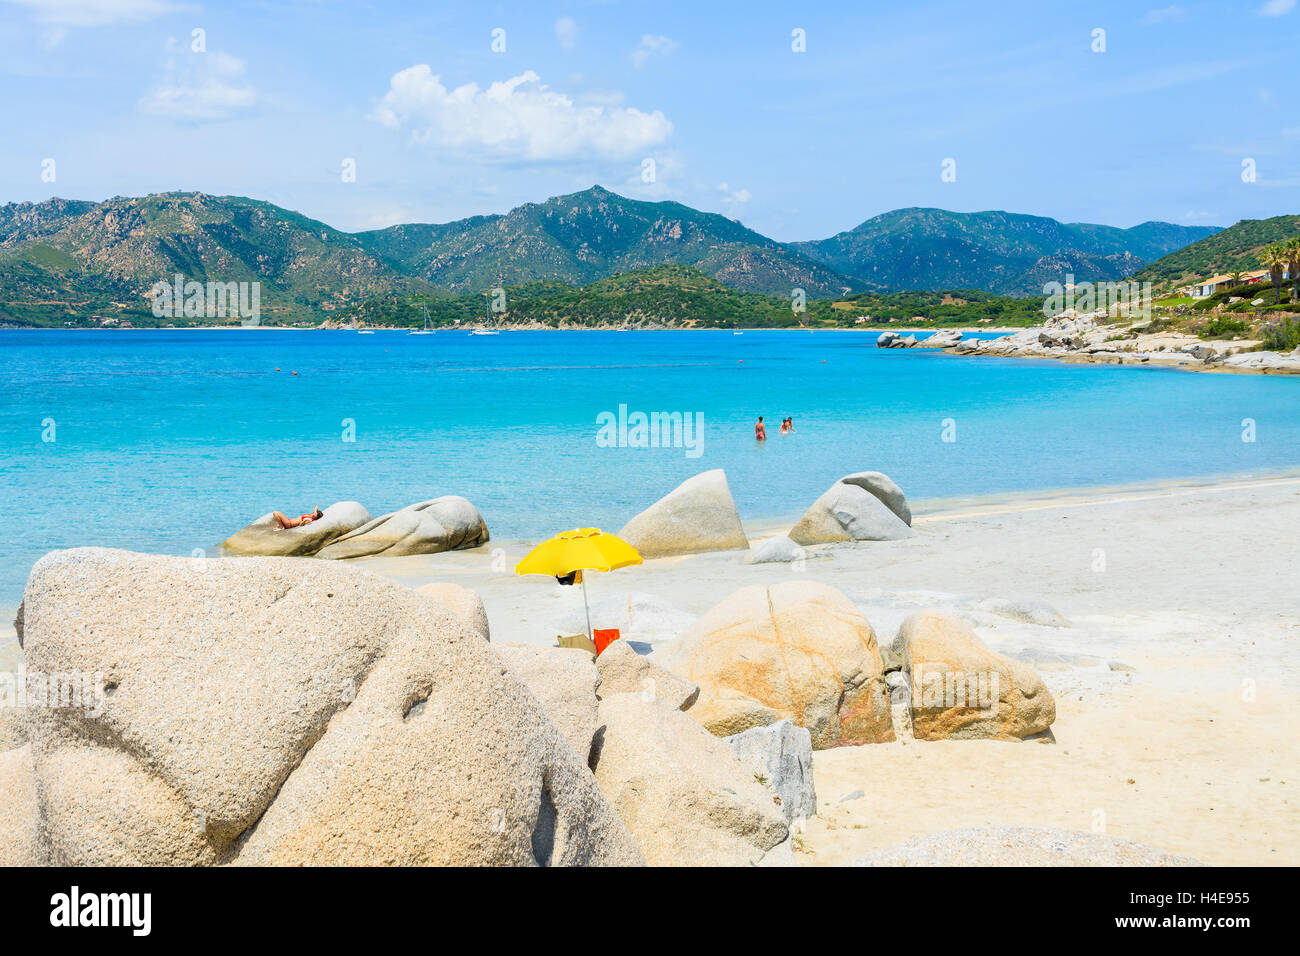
[276,367,280,371]
[739,359,744,364]
[292,371,298,376]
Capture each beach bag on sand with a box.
[593,628,621,655]
[558,633,598,655]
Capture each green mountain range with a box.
[355,185,857,297]
[0,187,1228,327]
[1133,214,1300,291]
[791,207,1220,296]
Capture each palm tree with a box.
[1285,236,1300,303]
[1229,270,1245,288]
[1260,243,1288,305]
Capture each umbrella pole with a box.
[581,574,593,641]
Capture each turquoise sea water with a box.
[1,328,1298,606]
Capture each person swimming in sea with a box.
[273,506,323,529]
[755,416,767,441]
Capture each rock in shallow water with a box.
[221,501,371,556]
[316,495,489,559]
[789,471,914,545]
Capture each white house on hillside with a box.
[1192,268,1288,298]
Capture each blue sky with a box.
[1,0,1297,240]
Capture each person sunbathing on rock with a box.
[273,506,323,530]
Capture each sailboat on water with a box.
[470,285,501,335]
[408,303,435,335]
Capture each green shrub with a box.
[1200,316,1248,339]
[1259,317,1300,351]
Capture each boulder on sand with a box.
[21,547,642,866]
[745,535,805,565]
[618,470,748,558]
[591,692,788,866]
[788,471,914,545]
[494,643,601,763]
[594,639,699,712]
[723,720,816,824]
[221,501,371,557]
[316,496,489,559]
[660,581,894,749]
[895,610,1055,741]
[238,628,641,865]
[413,582,491,641]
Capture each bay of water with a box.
[1,328,1297,606]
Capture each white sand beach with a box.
[3,470,1295,866]
[344,471,1300,866]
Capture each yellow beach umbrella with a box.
[515,528,642,640]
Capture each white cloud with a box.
[631,34,678,68]
[1144,5,1185,23]
[8,0,186,26]
[138,44,259,120]
[717,182,751,216]
[370,66,673,162]
[555,17,578,51]
[10,0,187,47]
[1259,0,1295,15]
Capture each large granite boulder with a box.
[317,496,489,559]
[895,610,1055,741]
[660,581,894,749]
[0,745,37,866]
[20,547,641,866]
[413,582,491,641]
[220,501,371,556]
[723,720,816,824]
[875,331,916,348]
[591,692,788,866]
[595,639,699,711]
[618,470,749,558]
[235,633,639,866]
[789,471,914,545]
[0,702,25,752]
[494,643,600,763]
[745,535,805,565]
[915,329,963,349]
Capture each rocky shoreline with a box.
[880,312,1300,374]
